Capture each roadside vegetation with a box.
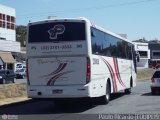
[0,83,27,99]
[137,68,155,80]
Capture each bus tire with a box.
[124,88,131,94]
[125,78,132,94]
[100,81,111,105]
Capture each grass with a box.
[0,83,27,99]
[137,68,155,80]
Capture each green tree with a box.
[16,25,27,47]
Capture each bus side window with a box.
[91,30,96,37]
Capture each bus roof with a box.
[28,17,88,26]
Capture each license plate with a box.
[52,89,63,94]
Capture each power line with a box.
[17,0,157,19]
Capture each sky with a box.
[0,0,160,41]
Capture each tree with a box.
[16,25,27,47]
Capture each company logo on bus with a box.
[48,24,65,39]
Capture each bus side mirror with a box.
[137,55,140,62]
[135,51,140,62]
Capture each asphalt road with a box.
[14,78,27,84]
[0,80,160,120]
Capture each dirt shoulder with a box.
[0,97,29,106]
[0,83,28,106]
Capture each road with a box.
[14,78,27,84]
[0,80,160,120]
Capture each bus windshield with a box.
[28,22,86,43]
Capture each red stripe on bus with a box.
[101,57,118,92]
[47,71,73,85]
[44,63,66,77]
[113,58,125,88]
[115,58,126,87]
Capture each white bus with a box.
[27,17,138,104]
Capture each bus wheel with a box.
[100,82,110,104]
[124,88,131,94]
[125,78,132,94]
[124,79,133,95]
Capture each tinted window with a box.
[91,28,105,55]
[139,51,147,57]
[153,52,160,56]
[16,64,22,68]
[0,71,6,75]
[153,71,160,78]
[91,27,133,60]
[29,22,86,43]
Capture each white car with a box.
[151,69,160,94]
[15,69,26,79]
